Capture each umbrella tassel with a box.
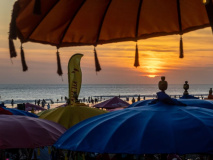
[20,44,28,71]
[94,47,101,72]
[179,35,184,58]
[9,1,19,62]
[9,39,17,58]
[33,0,41,15]
[9,1,19,40]
[56,50,63,76]
[134,43,140,67]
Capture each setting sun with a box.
[147,75,157,78]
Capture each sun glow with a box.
[147,75,157,78]
[139,51,165,77]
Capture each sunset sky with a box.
[1,1,213,84]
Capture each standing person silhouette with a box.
[47,103,50,110]
[208,88,213,99]
[137,95,140,101]
[132,97,135,104]
[11,99,14,107]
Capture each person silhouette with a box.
[47,103,50,110]
[11,99,14,107]
[208,88,213,99]
[137,95,140,101]
[132,97,135,104]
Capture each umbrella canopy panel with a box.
[0,115,66,149]
[37,108,57,116]
[25,103,46,111]
[54,97,213,154]
[3,107,38,118]
[94,96,130,109]
[39,104,108,129]
[129,98,213,110]
[0,107,13,115]
[16,0,209,47]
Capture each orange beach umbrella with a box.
[9,0,213,73]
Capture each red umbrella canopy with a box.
[94,96,130,109]
[0,107,13,115]
[0,115,66,149]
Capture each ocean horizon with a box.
[0,84,212,105]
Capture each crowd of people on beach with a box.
[1,91,209,110]
[1,148,212,160]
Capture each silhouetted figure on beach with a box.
[37,99,40,106]
[50,99,54,104]
[158,76,168,92]
[126,96,129,101]
[91,98,94,104]
[137,95,140,101]
[42,100,45,108]
[11,99,14,107]
[208,88,213,99]
[47,103,50,110]
[132,97,135,104]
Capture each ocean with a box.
[0,84,212,105]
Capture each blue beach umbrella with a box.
[179,94,199,99]
[54,92,213,155]
[129,95,213,110]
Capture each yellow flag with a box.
[68,54,83,105]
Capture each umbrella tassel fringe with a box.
[9,39,17,58]
[20,45,28,71]
[179,36,184,58]
[56,51,63,76]
[94,48,101,72]
[134,44,140,67]
[9,1,19,40]
[33,0,41,15]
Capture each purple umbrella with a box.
[94,97,129,109]
[0,115,66,149]
[25,103,46,111]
